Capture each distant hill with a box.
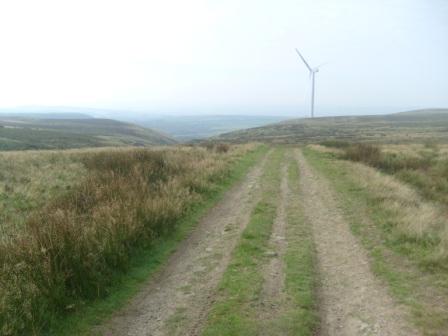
[0,112,93,119]
[0,108,292,141]
[118,115,291,141]
[214,109,448,144]
[0,116,176,150]
[0,106,118,118]
[392,108,448,118]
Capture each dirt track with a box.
[97,152,268,336]
[296,150,419,336]
[96,148,421,336]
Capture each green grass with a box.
[303,147,448,335]
[44,144,268,336]
[279,150,319,335]
[202,147,284,336]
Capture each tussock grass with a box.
[344,161,447,265]
[0,151,85,240]
[324,142,448,206]
[0,144,259,335]
[309,144,448,267]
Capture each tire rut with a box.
[296,150,420,336]
[96,151,270,336]
[259,163,289,332]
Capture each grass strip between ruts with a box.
[202,147,284,336]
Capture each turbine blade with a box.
[295,48,312,72]
[315,62,328,70]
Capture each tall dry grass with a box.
[344,161,448,266]
[320,142,448,268]
[348,162,444,238]
[0,151,85,241]
[0,144,255,335]
[328,143,448,204]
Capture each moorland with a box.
[2,109,448,336]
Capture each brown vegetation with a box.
[304,146,448,334]
[334,143,448,204]
[203,142,231,153]
[0,150,85,241]
[320,142,448,267]
[0,145,256,335]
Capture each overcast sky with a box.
[0,0,447,116]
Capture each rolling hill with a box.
[0,116,176,150]
[214,109,448,144]
[124,115,291,141]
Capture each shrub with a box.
[204,143,215,151]
[342,143,433,173]
[319,140,350,148]
[202,143,231,153]
[215,143,230,153]
[343,144,382,165]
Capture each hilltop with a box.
[0,115,176,150]
[214,108,448,144]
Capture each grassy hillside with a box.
[0,116,176,150]
[215,109,448,144]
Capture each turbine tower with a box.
[295,48,323,118]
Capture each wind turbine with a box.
[295,48,324,118]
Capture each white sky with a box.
[0,0,447,116]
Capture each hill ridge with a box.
[215,108,448,144]
[0,116,176,150]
